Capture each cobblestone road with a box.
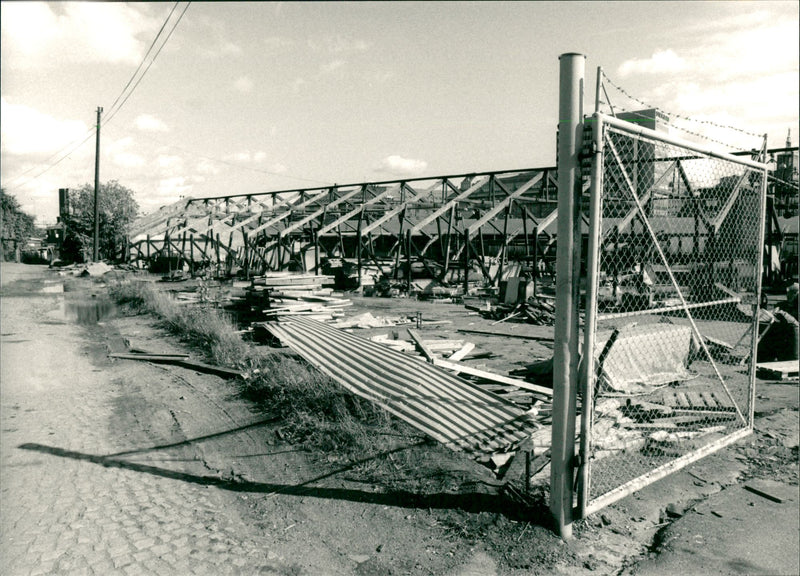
[0,268,297,575]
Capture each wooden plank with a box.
[356,181,443,237]
[448,342,475,362]
[278,187,365,237]
[409,176,490,235]
[756,361,799,380]
[248,191,328,236]
[466,172,544,237]
[421,340,464,352]
[432,357,553,397]
[661,391,678,407]
[176,359,243,379]
[109,354,242,379]
[457,328,554,342]
[316,185,401,236]
[685,391,706,409]
[711,391,735,409]
[699,391,719,409]
[666,410,737,421]
[744,484,785,503]
[407,328,435,363]
[109,353,189,361]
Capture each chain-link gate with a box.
[578,112,768,515]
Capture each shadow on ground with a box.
[19,422,548,524]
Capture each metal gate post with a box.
[577,112,604,517]
[550,52,585,539]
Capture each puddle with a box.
[64,294,116,325]
[40,281,64,293]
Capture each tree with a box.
[0,189,36,262]
[63,180,139,263]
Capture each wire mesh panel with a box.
[581,113,767,514]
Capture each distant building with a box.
[604,108,674,217]
[616,108,670,134]
[773,131,798,217]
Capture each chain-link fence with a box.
[580,113,768,514]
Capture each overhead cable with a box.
[103,2,191,127]
[1,3,190,191]
[1,128,97,193]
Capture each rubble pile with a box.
[468,296,556,326]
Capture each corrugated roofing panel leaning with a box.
[267,316,538,457]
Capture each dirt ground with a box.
[1,262,797,575]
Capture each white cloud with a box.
[107,136,147,169]
[114,152,146,169]
[700,19,798,82]
[291,77,307,92]
[612,11,798,150]
[320,59,346,74]
[227,151,253,163]
[308,35,370,54]
[196,159,221,176]
[368,71,395,85]
[233,76,254,93]
[377,155,428,176]
[135,114,169,132]
[268,163,287,174]
[194,15,242,58]
[0,98,89,157]
[264,36,295,51]
[156,154,182,170]
[618,50,687,77]
[157,176,192,198]
[198,40,241,58]
[1,2,155,68]
[253,151,268,163]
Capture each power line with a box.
[103,2,191,127]
[2,128,97,193]
[1,3,190,192]
[105,3,181,120]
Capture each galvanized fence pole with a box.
[550,52,585,539]
[577,112,604,516]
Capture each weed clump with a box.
[108,277,401,454]
[242,352,397,452]
[109,279,253,368]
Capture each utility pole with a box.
[93,106,103,261]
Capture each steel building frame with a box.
[128,167,563,286]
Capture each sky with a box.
[1,1,798,224]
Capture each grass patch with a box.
[109,279,252,368]
[108,277,406,455]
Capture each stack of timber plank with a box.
[262,296,352,322]
[243,272,351,323]
[250,272,336,297]
[243,272,334,309]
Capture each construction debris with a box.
[470,295,557,326]
[109,350,243,379]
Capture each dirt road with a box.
[1,264,300,574]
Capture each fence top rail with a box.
[595,112,769,171]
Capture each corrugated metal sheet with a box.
[266,316,538,456]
